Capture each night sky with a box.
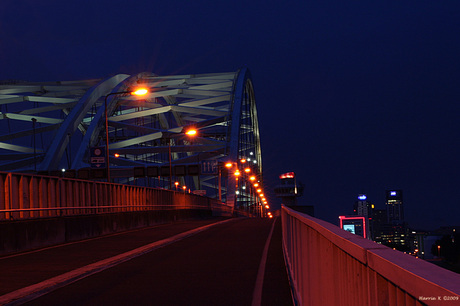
[1,1,460,230]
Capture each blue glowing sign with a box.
[343,224,356,234]
[390,191,397,196]
[358,194,367,201]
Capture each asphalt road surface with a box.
[1,217,292,305]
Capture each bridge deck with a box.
[0,217,292,305]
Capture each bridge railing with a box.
[0,171,231,221]
[281,205,460,306]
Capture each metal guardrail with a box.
[281,205,460,306]
[0,171,232,221]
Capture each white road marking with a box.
[0,218,235,305]
[252,217,277,306]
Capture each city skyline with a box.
[1,1,460,230]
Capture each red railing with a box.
[281,205,460,306]
[0,171,232,220]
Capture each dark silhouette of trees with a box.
[432,233,460,264]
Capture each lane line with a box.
[252,217,277,306]
[0,218,236,306]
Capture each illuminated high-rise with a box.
[354,194,373,218]
[386,190,404,225]
[383,190,409,251]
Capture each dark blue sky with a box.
[1,1,460,229]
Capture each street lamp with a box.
[184,128,198,189]
[185,129,197,136]
[166,128,198,190]
[104,87,149,182]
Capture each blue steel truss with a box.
[0,69,261,208]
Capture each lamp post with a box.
[104,88,148,182]
[184,128,198,190]
[166,128,198,190]
[168,138,172,190]
[225,161,242,210]
[32,118,37,172]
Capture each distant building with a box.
[352,194,374,240]
[371,208,387,242]
[342,190,412,250]
[378,190,409,252]
[339,216,368,239]
[381,224,411,252]
[409,230,429,258]
[274,172,313,216]
[354,194,373,218]
[386,190,404,225]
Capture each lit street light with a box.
[131,88,148,96]
[105,87,148,182]
[167,128,198,190]
[185,129,197,136]
[224,158,265,216]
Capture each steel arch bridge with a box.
[0,68,262,209]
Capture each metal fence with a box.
[281,205,460,306]
[0,171,231,221]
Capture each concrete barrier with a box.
[0,209,213,255]
[282,205,460,306]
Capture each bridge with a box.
[1,69,459,305]
[0,69,262,213]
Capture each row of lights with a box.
[224,157,271,217]
[174,181,191,193]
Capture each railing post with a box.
[10,173,19,220]
[30,175,39,218]
[3,173,12,220]
[38,177,47,217]
[0,173,5,220]
[58,177,64,216]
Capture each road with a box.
[0,217,292,305]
